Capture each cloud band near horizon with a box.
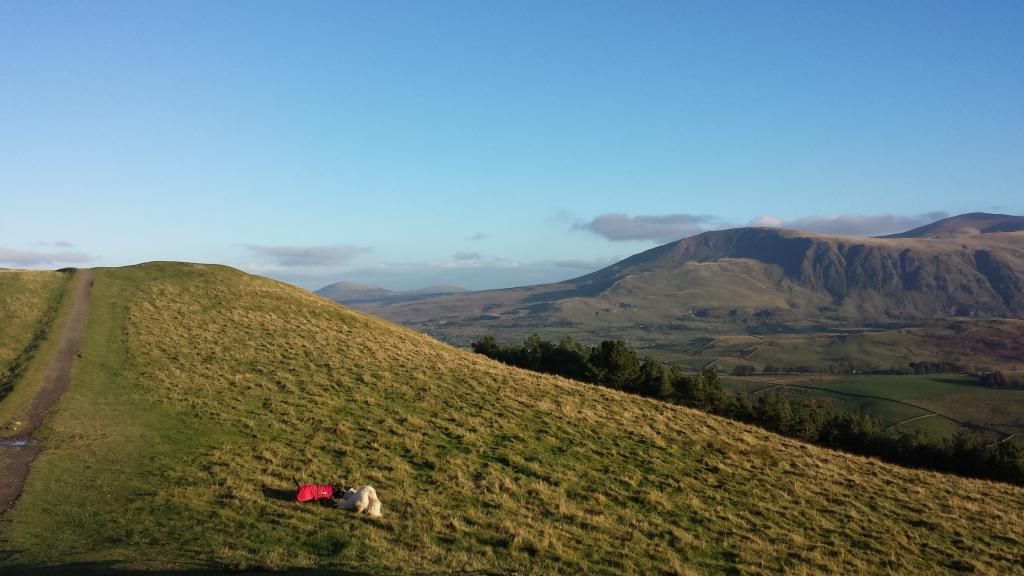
[573,210,956,242]
[0,247,93,267]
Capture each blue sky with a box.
[1,1,1022,290]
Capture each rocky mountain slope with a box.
[358,213,1024,331]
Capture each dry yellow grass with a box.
[1,262,1022,574]
[0,270,65,373]
[0,270,70,434]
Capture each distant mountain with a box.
[403,284,469,296]
[355,213,1024,347]
[315,281,393,302]
[315,281,467,304]
[885,212,1024,238]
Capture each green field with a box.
[2,263,1023,574]
[812,374,981,401]
[722,374,1024,442]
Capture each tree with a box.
[754,393,794,434]
[732,364,756,376]
[550,336,590,381]
[636,357,673,399]
[677,367,724,409]
[471,335,500,357]
[589,340,641,390]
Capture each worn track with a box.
[0,269,92,513]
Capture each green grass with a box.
[0,270,73,433]
[2,263,1024,574]
[811,375,1024,436]
[722,374,1024,440]
[812,374,979,401]
[899,415,964,438]
[0,270,65,373]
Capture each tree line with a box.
[471,334,1024,486]
[745,360,970,376]
[737,360,1023,390]
[978,371,1024,390]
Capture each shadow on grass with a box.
[261,486,297,502]
[0,563,352,575]
[0,561,517,576]
[932,376,978,387]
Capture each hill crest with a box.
[2,262,1023,573]
[886,212,1024,238]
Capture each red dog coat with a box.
[296,483,334,502]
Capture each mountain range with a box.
[325,213,1024,369]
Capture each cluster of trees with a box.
[908,361,967,374]
[731,364,756,376]
[733,359,1022,391]
[978,371,1024,390]
[746,361,970,377]
[471,335,717,403]
[472,334,1024,486]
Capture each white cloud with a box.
[243,244,370,268]
[747,212,949,236]
[553,256,621,270]
[572,213,720,242]
[0,247,92,267]
[749,215,784,228]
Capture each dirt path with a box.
[0,269,93,514]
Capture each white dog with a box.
[335,485,382,518]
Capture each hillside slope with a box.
[0,270,66,375]
[0,270,70,411]
[1,263,1022,574]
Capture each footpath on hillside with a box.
[0,269,93,513]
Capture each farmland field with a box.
[722,374,1024,442]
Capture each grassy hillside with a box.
[0,270,70,417]
[2,263,1023,574]
[0,270,67,374]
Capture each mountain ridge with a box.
[355,213,1024,326]
[345,213,1024,370]
[885,212,1024,238]
[316,280,468,304]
